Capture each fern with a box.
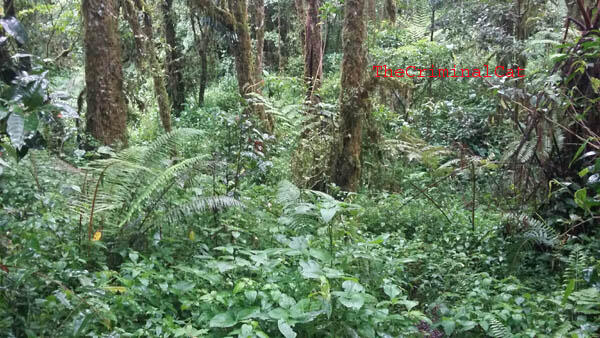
[73,128,241,239]
[166,196,243,224]
[489,317,512,338]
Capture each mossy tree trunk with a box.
[193,0,274,132]
[304,0,322,103]
[82,0,128,146]
[330,0,368,192]
[250,0,265,82]
[162,0,185,117]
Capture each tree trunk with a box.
[229,0,274,130]
[294,0,306,53]
[193,0,274,131]
[367,0,376,21]
[250,0,265,82]
[191,14,208,105]
[3,0,14,17]
[124,0,172,133]
[304,0,322,102]
[162,0,185,117]
[277,3,283,73]
[385,0,396,24]
[82,0,128,146]
[330,0,368,192]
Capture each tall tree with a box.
[385,0,396,24]
[82,0,128,145]
[123,0,172,133]
[162,0,185,116]
[294,0,306,53]
[304,0,322,103]
[330,0,368,191]
[191,13,209,105]
[193,0,274,131]
[250,0,265,82]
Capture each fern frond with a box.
[166,196,243,224]
[489,317,512,338]
[277,180,301,206]
[117,154,209,228]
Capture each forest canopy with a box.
[1,0,599,337]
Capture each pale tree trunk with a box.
[331,0,368,192]
[124,0,172,133]
[304,0,322,103]
[162,0,185,117]
[82,0,128,146]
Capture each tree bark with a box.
[304,0,322,102]
[385,0,396,24]
[295,0,306,53]
[162,0,185,117]
[250,0,265,82]
[367,0,376,21]
[124,0,172,133]
[82,0,128,146]
[330,0,368,192]
[193,0,274,132]
[191,14,208,105]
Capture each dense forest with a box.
[1,0,599,336]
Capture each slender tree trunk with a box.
[331,0,368,192]
[124,0,172,133]
[304,0,322,102]
[162,0,185,116]
[295,0,306,53]
[3,0,15,17]
[430,8,434,41]
[191,14,208,105]
[82,0,128,146]
[277,3,283,73]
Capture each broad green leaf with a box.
[172,281,195,293]
[237,306,260,320]
[441,319,455,335]
[342,280,364,293]
[24,112,38,132]
[7,113,24,149]
[320,206,339,224]
[333,291,365,310]
[383,284,400,299]
[0,16,27,44]
[399,299,419,311]
[209,312,237,328]
[277,320,297,338]
[299,260,322,279]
